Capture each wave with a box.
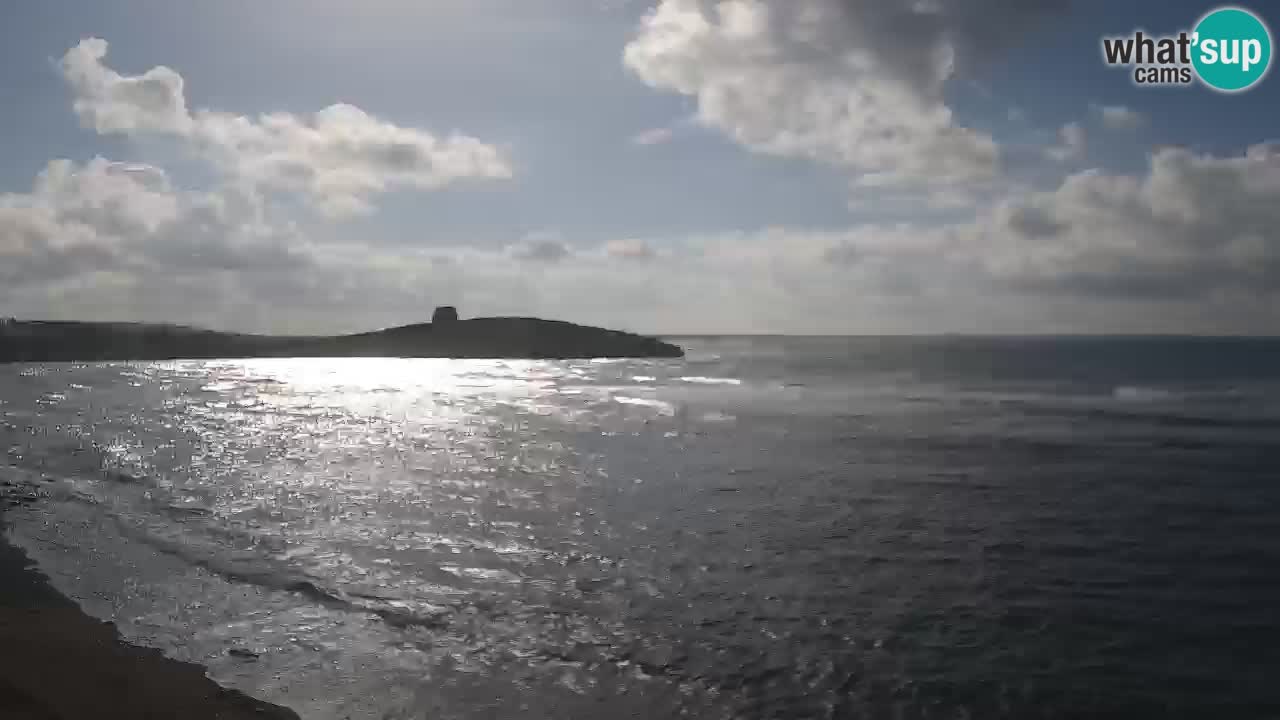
[29,472,454,634]
[614,396,676,414]
[25,472,758,707]
[106,512,462,632]
[1082,408,1280,431]
[1113,386,1177,402]
[679,376,742,386]
[946,382,1275,414]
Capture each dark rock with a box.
[228,648,259,660]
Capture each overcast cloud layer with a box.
[1,3,1278,335]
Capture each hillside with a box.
[0,315,683,363]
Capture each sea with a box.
[2,336,1280,719]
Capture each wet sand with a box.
[0,511,299,720]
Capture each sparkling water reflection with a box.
[5,339,1280,718]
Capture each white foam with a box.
[679,376,742,386]
[614,396,676,415]
[1113,386,1176,402]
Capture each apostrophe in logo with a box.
[1100,6,1272,92]
[1191,7,1272,92]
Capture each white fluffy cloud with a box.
[59,38,512,217]
[979,143,1280,302]
[0,158,306,299]
[623,0,1065,196]
[61,38,194,135]
[1,159,169,286]
[194,104,513,217]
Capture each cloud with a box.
[306,142,1280,332]
[195,104,513,217]
[60,38,193,135]
[631,127,676,146]
[7,142,1280,335]
[1094,104,1147,131]
[605,238,657,260]
[1,158,172,287]
[0,159,931,332]
[994,200,1066,239]
[59,38,512,217]
[0,204,113,287]
[623,0,1068,197]
[0,158,306,294]
[979,142,1280,303]
[1046,122,1086,162]
[7,32,1280,336]
[509,232,572,262]
[6,145,1280,335]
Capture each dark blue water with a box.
[3,337,1280,718]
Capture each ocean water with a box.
[3,336,1280,719]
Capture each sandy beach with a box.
[0,510,299,720]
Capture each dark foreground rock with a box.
[0,316,683,363]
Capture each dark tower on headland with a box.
[432,306,460,324]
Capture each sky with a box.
[1,0,1279,335]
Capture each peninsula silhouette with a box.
[0,309,683,363]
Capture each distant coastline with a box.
[0,312,684,363]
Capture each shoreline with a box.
[0,509,300,720]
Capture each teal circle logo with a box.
[1192,7,1272,92]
